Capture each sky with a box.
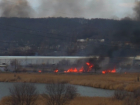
[27,0,137,19]
[0,0,138,19]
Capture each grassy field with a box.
[0,96,123,105]
[0,73,139,91]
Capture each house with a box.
[0,64,7,72]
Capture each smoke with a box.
[37,0,115,19]
[122,1,140,21]
[0,0,34,17]
[133,1,140,21]
[32,0,140,19]
[0,0,139,19]
[37,0,140,20]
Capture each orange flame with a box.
[54,69,58,73]
[86,62,94,72]
[79,67,84,73]
[64,67,84,73]
[102,71,106,74]
[64,62,93,73]
[86,62,90,66]
[111,68,116,73]
[38,70,42,73]
[102,68,116,74]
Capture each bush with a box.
[123,95,135,105]
[9,83,38,105]
[65,85,77,99]
[123,93,140,105]
[114,89,128,100]
[133,88,140,98]
[116,88,140,105]
[43,80,77,105]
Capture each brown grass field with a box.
[0,96,123,105]
[0,72,139,91]
[0,73,139,105]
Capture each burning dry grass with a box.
[0,96,123,105]
[0,73,140,91]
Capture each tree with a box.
[94,64,101,73]
[43,80,77,105]
[87,57,102,73]
[4,66,8,72]
[9,83,38,105]
[114,89,128,100]
[10,59,21,72]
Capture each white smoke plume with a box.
[0,0,139,19]
[0,0,34,17]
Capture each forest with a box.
[0,17,140,56]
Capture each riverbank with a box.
[0,73,139,92]
[0,96,123,105]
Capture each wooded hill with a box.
[0,17,140,56]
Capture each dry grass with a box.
[70,97,123,105]
[0,73,140,91]
[0,96,123,105]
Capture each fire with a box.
[86,62,94,72]
[79,67,84,73]
[54,69,58,73]
[86,62,90,66]
[64,62,93,73]
[102,68,116,74]
[102,70,106,74]
[64,67,84,73]
[111,68,116,73]
[38,70,42,73]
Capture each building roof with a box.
[0,65,7,67]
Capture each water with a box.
[0,82,114,99]
[73,84,114,97]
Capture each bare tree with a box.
[86,57,102,73]
[133,88,140,98]
[4,65,8,72]
[10,59,21,72]
[114,88,140,105]
[123,88,140,105]
[114,89,128,100]
[94,64,101,73]
[43,80,77,105]
[9,83,38,105]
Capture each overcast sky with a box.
[0,0,138,19]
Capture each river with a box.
[0,82,114,99]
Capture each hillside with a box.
[0,17,140,56]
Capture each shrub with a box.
[43,80,77,105]
[9,83,38,105]
[114,89,128,100]
[133,88,140,98]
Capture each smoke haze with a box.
[0,0,34,17]
[134,1,140,20]
[37,0,115,18]
[0,0,139,19]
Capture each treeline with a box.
[1,17,140,43]
[0,17,140,56]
